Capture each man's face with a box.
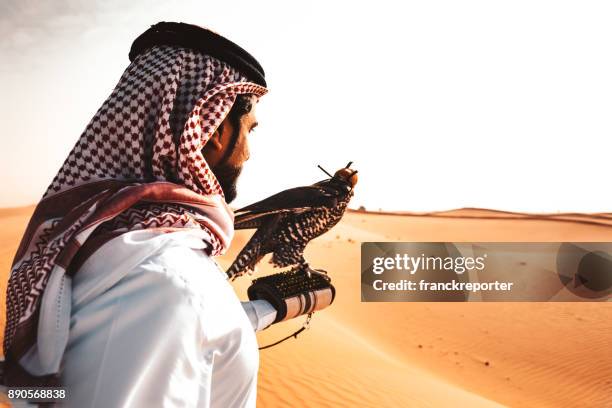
[201,95,259,203]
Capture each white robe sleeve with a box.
[206,247,278,332]
[241,300,277,332]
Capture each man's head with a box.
[202,94,259,203]
[128,22,267,200]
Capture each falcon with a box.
[226,162,358,281]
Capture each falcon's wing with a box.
[237,185,339,214]
[234,184,343,229]
[234,209,297,230]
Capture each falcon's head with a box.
[333,164,358,189]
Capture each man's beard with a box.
[213,163,243,204]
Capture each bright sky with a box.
[1,1,611,212]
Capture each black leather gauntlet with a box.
[247,269,336,324]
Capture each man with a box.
[3,22,277,407]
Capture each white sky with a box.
[1,1,611,212]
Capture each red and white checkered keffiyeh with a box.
[3,45,267,385]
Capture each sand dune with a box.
[224,210,612,408]
[1,206,611,407]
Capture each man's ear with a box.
[208,124,224,151]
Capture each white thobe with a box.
[55,229,276,408]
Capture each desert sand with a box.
[0,206,611,407]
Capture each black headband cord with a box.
[129,22,267,87]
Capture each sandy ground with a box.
[1,206,611,407]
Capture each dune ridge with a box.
[349,208,612,229]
